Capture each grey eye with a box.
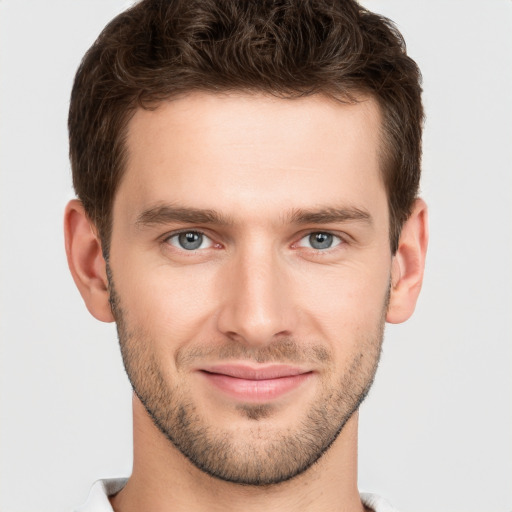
[308,232,334,249]
[296,231,343,251]
[167,231,212,250]
[178,232,203,250]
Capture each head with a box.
[65,0,427,487]
[69,0,423,256]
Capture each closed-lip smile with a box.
[197,364,313,402]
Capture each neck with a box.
[110,395,366,512]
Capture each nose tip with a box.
[220,307,291,347]
[216,255,297,347]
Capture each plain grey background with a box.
[1,1,511,511]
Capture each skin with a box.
[65,92,428,512]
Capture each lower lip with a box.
[200,371,313,402]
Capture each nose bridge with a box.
[217,238,296,345]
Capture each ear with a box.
[64,199,114,323]
[386,198,429,324]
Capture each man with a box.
[64,0,428,510]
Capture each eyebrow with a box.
[135,205,234,228]
[135,204,372,229]
[288,206,372,226]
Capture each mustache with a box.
[175,338,331,368]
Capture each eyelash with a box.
[294,232,344,251]
[162,229,347,254]
[163,230,220,251]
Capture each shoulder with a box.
[360,492,401,512]
[74,478,128,512]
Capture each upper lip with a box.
[199,364,311,380]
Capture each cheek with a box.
[113,260,220,343]
[294,261,390,339]
[111,242,391,352]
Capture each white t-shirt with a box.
[74,479,400,512]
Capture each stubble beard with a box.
[108,272,386,486]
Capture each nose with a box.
[216,244,298,347]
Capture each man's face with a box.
[108,92,392,485]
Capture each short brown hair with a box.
[69,0,423,254]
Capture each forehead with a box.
[116,92,386,224]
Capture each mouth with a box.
[198,364,314,402]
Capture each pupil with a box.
[179,232,202,250]
[310,232,332,249]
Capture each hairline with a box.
[97,87,402,257]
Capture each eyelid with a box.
[293,230,346,250]
[163,229,217,250]
[159,228,349,252]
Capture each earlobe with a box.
[64,199,115,323]
[386,198,429,324]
